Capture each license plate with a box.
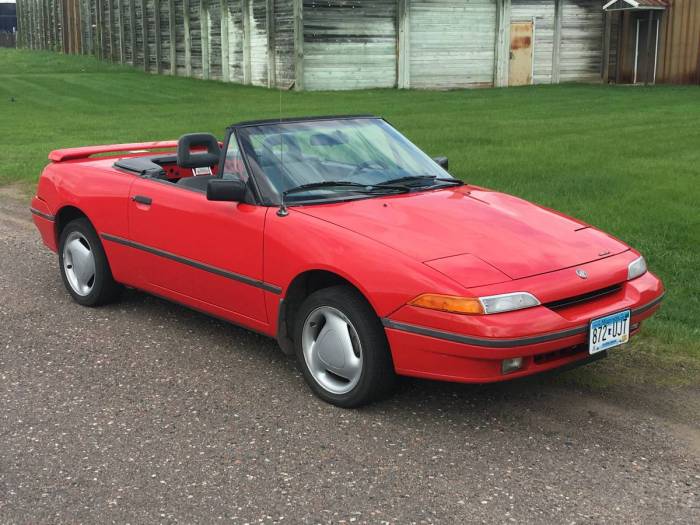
[589,310,630,355]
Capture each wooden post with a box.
[220,0,230,82]
[644,9,656,86]
[56,2,59,51]
[141,0,148,70]
[129,0,136,64]
[15,0,22,48]
[552,0,563,84]
[95,0,102,59]
[293,0,303,90]
[169,0,177,74]
[75,0,83,53]
[183,0,192,76]
[118,0,126,62]
[494,0,511,87]
[242,0,251,84]
[397,0,409,89]
[50,0,55,50]
[15,0,21,47]
[602,10,611,83]
[53,0,58,50]
[267,0,276,88]
[616,12,626,84]
[154,0,162,73]
[38,0,45,49]
[106,0,114,60]
[51,0,57,50]
[85,0,94,55]
[46,0,53,50]
[52,3,58,51]
[200,0,210,79]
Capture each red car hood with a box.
[296,186,628,281]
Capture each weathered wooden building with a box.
[14,0,700,89]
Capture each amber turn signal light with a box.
[408,294,484,315]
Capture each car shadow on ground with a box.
[112,288,615,412]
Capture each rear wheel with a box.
[293,285,396,407]
[58,218,121,306]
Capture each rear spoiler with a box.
[48,141,179,162]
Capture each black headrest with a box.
[177,133,221,169]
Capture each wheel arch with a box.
[276,269,378,356]
[54,205,91,245]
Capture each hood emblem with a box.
[599,250,610,256]
[576,269,588,279]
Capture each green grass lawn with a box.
[1,48,699,367]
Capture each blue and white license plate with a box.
[589,310,631,355]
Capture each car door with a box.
[127,139,269,325]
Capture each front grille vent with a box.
[545,284,623,311]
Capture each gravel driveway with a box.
[0,189,698,524]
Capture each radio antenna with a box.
[276,81,289,217]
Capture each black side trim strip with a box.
[630,292,665,316]
[101,233,282,294]
[30,208,55,221]
[381,319,587,348]
[382,293,665,348]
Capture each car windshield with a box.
[234,117,457,203]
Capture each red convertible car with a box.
[31,116,664,407]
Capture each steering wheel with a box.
[348,161,387,178]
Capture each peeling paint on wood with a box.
[303,0,397,90]
[22,0,696,90]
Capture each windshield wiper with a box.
[378,175,463,187]
[283,180,408,198]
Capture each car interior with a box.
[114,133,223,192]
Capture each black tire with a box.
[58,217,122,306]
[293,285,397,407]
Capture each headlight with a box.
[627,256,647,280]
[408,292,540,315]
[479,292,540,314]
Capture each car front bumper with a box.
[383,269,664,383]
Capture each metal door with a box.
[509,21,534,86]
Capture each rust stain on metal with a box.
[511,36,532,50]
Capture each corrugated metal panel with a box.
[657,0,700,84]
[511,0,555,84]
[408,0,497,89]
[303,0,397,91]
[559,0,604,82]
[274,0,295,88]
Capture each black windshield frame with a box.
[227,115,454,206]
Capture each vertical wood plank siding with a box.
[16,0,700,89]
[511,0,555,84]
[409,0,497,89]
[559,0,604,82]
[226,0,245,83]
[303,0,398,90]
[249,0,270,86]
[274,0,295,87]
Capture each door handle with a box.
[132,195,152,205]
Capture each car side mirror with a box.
[207,179,246,202]
[433,156,449,171]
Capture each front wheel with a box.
[58,218,121,306]
[293,286,397,407]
